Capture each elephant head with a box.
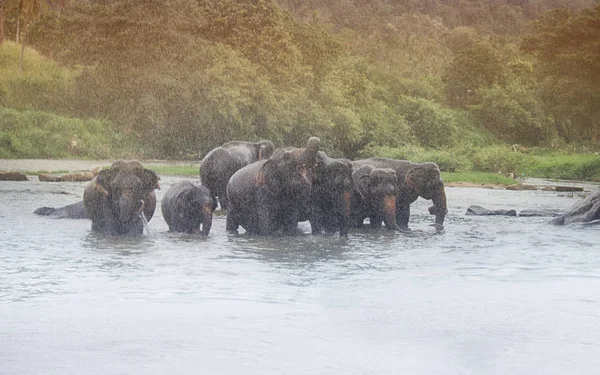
[312,152,354,235]
[176,183,213,235]
[405,162,447,227]
[257,140,276,160]
[258,150,312,199]
[85,160,160,235]
[354,165,398,230]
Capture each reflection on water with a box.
[1,178,600,374]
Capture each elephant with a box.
[351,164,399,230]
[161,181,214,235]
[550,187,600,225]
[34,201,89,219]
[309,151,354,236]
[226,137,320,236]
[83,160,160,236]
[352,158,447,231]
[199,140,276,211]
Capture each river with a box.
[1,175,600,374]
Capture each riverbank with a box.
[1,159,597,191]
[0,159,196,174]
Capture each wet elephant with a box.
[161,181,214,235]
[352,158,447,231]
[226,137,320,236]
[199,140,275,210]
[550,187,600,225]
[34,201,89,219]
[351,164,398,231]
[310,151,353,237]
[84,160,160,236]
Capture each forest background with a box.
[1,0,600,181]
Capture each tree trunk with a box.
[0,6,4,45]
[16,18,19,43]
[19,34,24,74]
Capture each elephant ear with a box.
[258,140,275,159]
[406,163,443,198]
[353,164,374,199]
[93,168,115,197]
[257,157,286,196]
[141,169,161,190]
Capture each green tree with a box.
[522,4,600,143]
[443,27,506,107]
[473,83,554,145]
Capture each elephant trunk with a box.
[201,202,213,236]
[431,186,447,227]
[343,190,352,218]
[382,194,397,230]
[338,190,353,237]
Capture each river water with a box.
[1,175,600,375]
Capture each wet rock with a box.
[518,209,563,217]
[61,170,97,182]
[541,186,584,192]
[38,174,62,182]
[0,172,29,181]
[466,205,517,216]
[506,184,537,191]
[38,169,98,182]
[550,188,600,225]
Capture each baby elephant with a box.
[351,164,399,230]
[161,181,214,235]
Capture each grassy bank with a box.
[0,107,141,159]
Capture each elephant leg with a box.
[310,203,325,235]
[226,204,240,233]
[216,183,229,211]
[281,209,301,236]
[369,214,383,229]
[396,203,410,229]
[256,198,273,236]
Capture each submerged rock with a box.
[466,205,563,217]
[466,205,517,216]
[505,184,537,191]
[519,209,563,217]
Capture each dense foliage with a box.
[0,0,599,161]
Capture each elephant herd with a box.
[33,137,449,237]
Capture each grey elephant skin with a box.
[83,160,160,236]
[34,201,89,219]
[161,181,214,235]
[352,158,447,230]
[226,137,320,236]
[309,151,353,236]
[550,188,600,225]
[199,140,275,210]
[351,164,399,230]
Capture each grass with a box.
[146,164,199,177]
[524,153,600,181]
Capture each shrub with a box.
[469,145,533,175]
[0,107,139,159]
[396,95,457,148]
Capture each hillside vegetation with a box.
[0,0,599,180]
